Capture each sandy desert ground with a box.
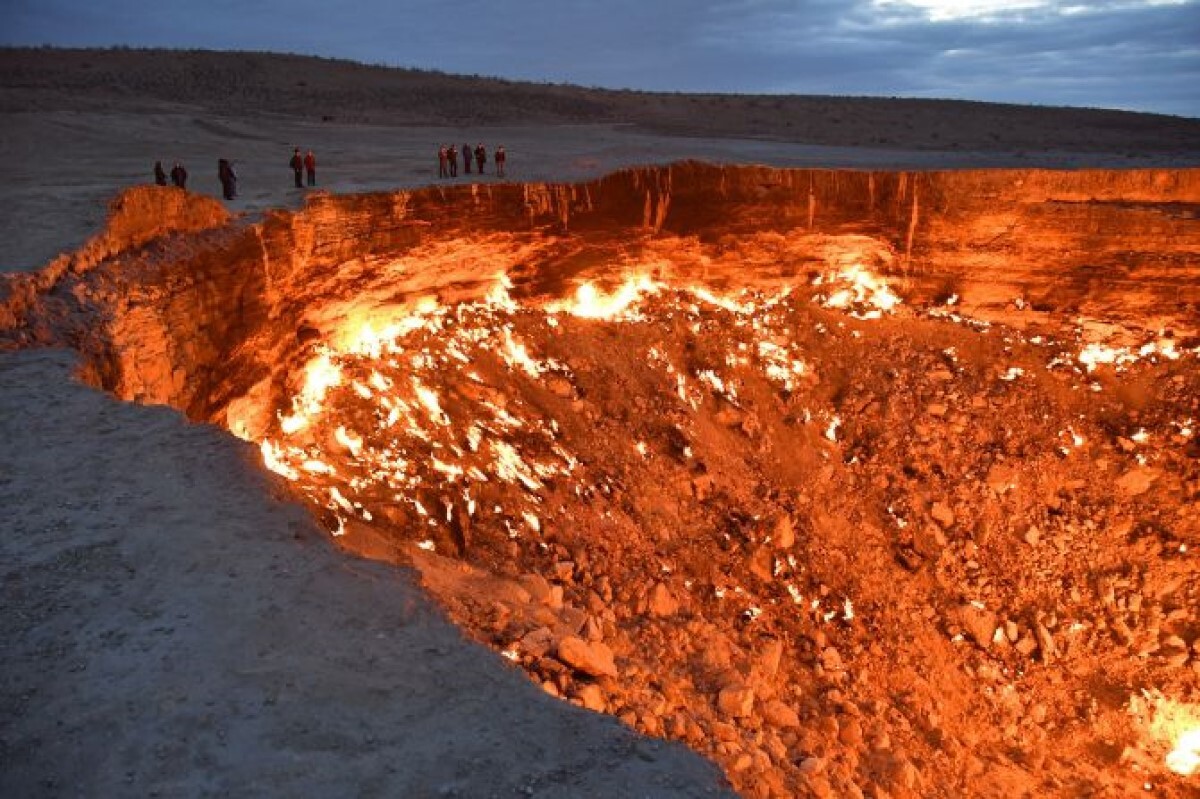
[2,49,1199,798]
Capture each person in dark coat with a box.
[170,161,188,189]
[462,142,472,174]
[495,146,507,178]
[218,159,237,200]
[304,150,316,186]
[447,144,458,177]
[154,161,167,186]
[289,147,304,188]
[474,143,486,174]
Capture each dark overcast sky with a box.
[3,0,1198,117]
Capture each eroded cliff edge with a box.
[3,161,1198,425]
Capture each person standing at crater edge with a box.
[304,150,317,186]
[462,142,473,174]
[218,159,237,200]
[154,160,167,186]
[290,147,304,188]
[495,145,507,178]
[170,161,188,189]
[448,143,458,177]
[474,142,487,175]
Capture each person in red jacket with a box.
[495,145,507,178]
[438,145,449,178]
[304,150,316,186]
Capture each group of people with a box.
[154,160,190,189]
[289,148,317,188]
[155,142,512,200]
[438,143,506,179]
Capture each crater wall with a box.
[3,162,1197,422]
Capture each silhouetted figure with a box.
[170,162,188,189]
[290,147,304,188]
[474,143,486,174]
[304,150,316,186]
[218,159,237,200]
[154,160,167,186]
[438,145,449,178]
[447,144,458,177]
[462,142,472,174]
[495,145,507,178]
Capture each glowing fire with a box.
[1169,729,1200,776]
[1131,690,1200,777]
[249,266,909,544]
[547,275,663,319]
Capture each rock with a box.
[1034,622,1058,663]
[1110,616,1134,647]
[519,573,553,605]
[762,699,801,728]
[800,773,835,799]
[930,502,955,528]
[648,582,680,617]
[546,376,574,398]
[556,636,618,678]
[926,402,948,417]
[839,717,864,747]
[759,638,784,679]
[798,756,827,775]
[912,525,947,558]
[1116,467,1159,496]
[820,646,845,672]
[519,626,555,658]
[717,684,756,718]
[749,547,775,583]
[1023,526,1041,546]
[957,604,997,649]
[773,515,796,549]
[985,463,1018,495]
[711,721,739,741]
[575,683,605,712]
[582,614,604,642]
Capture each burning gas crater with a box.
[227,260,1200,792]
[249,274,821,542]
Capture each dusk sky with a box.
[3,0,1198,117]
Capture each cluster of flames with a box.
[242,265,901,544]
[232,261,1197,780]
[1131,691,1200,777]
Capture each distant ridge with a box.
[3,47,1199,155]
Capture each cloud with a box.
[1,0,1197,116]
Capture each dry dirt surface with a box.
[2,48,1200,799]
